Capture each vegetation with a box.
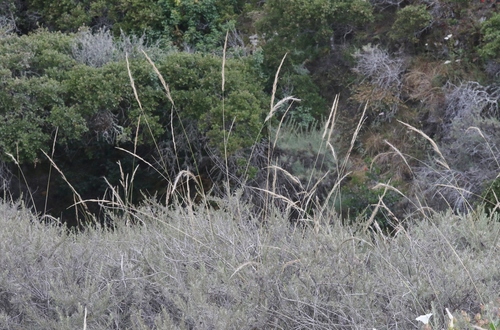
[389,4,433,44]
[1,0,500,328]
[1,194,500,329]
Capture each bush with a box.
[254,0,373,124]
[351,44,406,118]
[0,29,74,78]
[258,0,373,68]
[390,4,433,44]
[482,176,500,215]
[152,52,268,154]
[353,44,405,90]
[157,0,245,51]
[0,29,268,161]
[71,27,167,68]
[24,0,246,52]
[71,27,116,67]
[443,81,499,124]
[0,29,268,222]
[26,0,164,36]
[479,12,500,60]
[275,69,328,122]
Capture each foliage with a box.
[0,29,268,222]
[0,76,67,162]
[482,176,500,216]
[0,30,75,161]
[153,52,268,154]
[0,29,267,162]
[257,0,374,68]
[389,4,433,43]
[255,0,372,123]
[0,29,75,77]
[157,0,245,51]
[479,12,500,60]
[277,69,328,121]
[25,0,165,36]
[19,0,246,52]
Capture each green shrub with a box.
[258,0,373,67]
[389,5,433,43]
[157,0,245,51]
[0,29,268,162]
[0,76,65,162]
[479,12,500,60]
[482,176,500,215]
[255,0,371,123]
[26,0,164,36]
[0,29,75,78]
[153,52,268,154]
[0,29,268,221]
[22,0,247,52]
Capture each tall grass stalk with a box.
[221,31,231,195]
[44,127,58,216]
[5,151,37,214]
[398,120,450,170]
[262,53,290,220]
[41,150,94,225]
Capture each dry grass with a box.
[403,61,447,106]
[1,193,500,329]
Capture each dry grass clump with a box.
[403,61,447,112]
[1,196,500,329]
[352,44,406,118]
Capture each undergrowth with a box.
[1,197,500,329]
[2,30,500,330]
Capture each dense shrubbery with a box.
[0,29,268,221]
[0,29,268,159]
[257,0,373,65]
[0,0,499,225]
[4,0,246,50]
[480,12,500,60]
